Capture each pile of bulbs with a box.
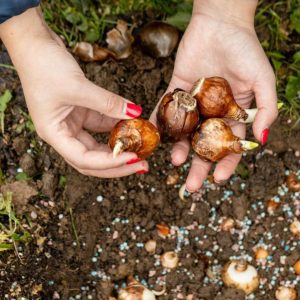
[109,77,261,162]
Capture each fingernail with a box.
[214,179,228,186]
[126,103,142,118]
[136,169,148,174]
[261,128,269,145]
[127,158,141,165]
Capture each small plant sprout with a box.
[144,240,157,254]
[0,192,31,254]
[275,286,296,300]
[118,276,165,300]
[161,251,179,269]
[222,259,260,295]
[289,219,300,237]
[0,90,12,134]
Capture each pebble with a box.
[30,211,37,219]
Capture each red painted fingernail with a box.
[127,158,141,165]
[126,103,142,118]
[136,169,148,174]
[261,128,269,145]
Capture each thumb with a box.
[252,75,278,145]
[74,79,142,119]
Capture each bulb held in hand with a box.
[109,119,160,159]
[190,77,248,121]
[191,118,258,162]
[157,89,199,142]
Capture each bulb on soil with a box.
[275,286,296,300]
[139,21,179,58]
[290,219,300,237]
[145,240,157,254]
[222,259,260,295]
[118,276,165,300]
[161,251,179,269]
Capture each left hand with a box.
[151,12,278,191]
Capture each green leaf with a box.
[85,28,100,43]
[63,7,82,25]
[271,58,282,71]
[0,90,12,133]
[165,2,192,31]
[0,243,13,251]
[293,51,300,63]
[15,172,31,181]
[290,7,300,33]
[59,175,67,188]
[235,163,249,179]
[285,73,300,101]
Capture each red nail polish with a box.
[136,169,148,174]
[126,103,142,118]
[127,158,141,165]
[261,128,269,145]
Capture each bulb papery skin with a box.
[222,260,259,295]
[139,21,179,58]
[191,118,244,162]
[157,89,199,142]
[118,277,156,300]
[190,77,248,121]
[276,287,296,300]
[109,119,160,159]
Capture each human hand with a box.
[0,7,148,177]
[151,0,278,191]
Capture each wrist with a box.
[0,7,51,69]
[193,0,258,29]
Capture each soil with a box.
[0,30,300,300]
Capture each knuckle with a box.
[105,94,119,115]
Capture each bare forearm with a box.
[193,0,258,28]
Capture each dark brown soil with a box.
[0,40,300,300]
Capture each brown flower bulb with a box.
[157,89,199,142]
[109,119,160,159]
[222,259,260,295]
[118,276,165,300]
[191,118,258,162]
[139,21,179,58]
[190,77,248,121]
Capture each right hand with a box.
[0,7,148,177]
